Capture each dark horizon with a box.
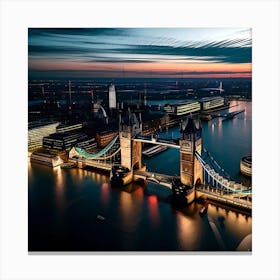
[28,76,252,82]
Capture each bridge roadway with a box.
[133,170,174,188]
[196,185,252,210]
[134,135,180,149]
[69,157,112,171]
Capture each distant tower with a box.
[219,82,224,94]
[109,84,116,109]
[68,80,72,110]
[144,86,147,106]
[90,89,94,104]
[179,117,203,187]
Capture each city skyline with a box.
[28,28,252,79]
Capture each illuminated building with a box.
[240,156,252,177]
[109,84,116,109]
[43,132,92,151]
[200,96,225,111]
[56,122,83,133]
[30,151,63,167]
[28,121,59,151]
[75,137,97,151]
[164,101,200,116]
[95,130,118,148]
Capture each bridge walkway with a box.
[134,135,180,149]
[196,185,252,210]
[133,170,174,188]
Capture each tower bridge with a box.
[68,109,251,210]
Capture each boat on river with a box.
[222,109,245,121]
[97,215,106,221]
[142,145,168,157]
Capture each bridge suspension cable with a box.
[74,135,119,159]
[195,151,251,195]
[92,147,121,160]
[202,148,231,180]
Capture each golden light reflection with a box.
[119,191,135,228]
[229,101,238,113]
[217,119,222,137]
[53,166,66,209]
[28,160,32,181]
[100,182,110,206]
[207,204,252,250]
[91,172,103,184]
[77,168,83,181]
[176,212,200,250]
[53,166,64,189]
[119,188,143,231]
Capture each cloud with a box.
[115,38,251,64]
[28,28,127,37]
[29,40,251,64]
[28,28,252,77]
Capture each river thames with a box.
[28,101,252,252]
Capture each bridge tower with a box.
[179,117,203,188]
[111,108,144,185]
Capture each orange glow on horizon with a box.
[29,59,252,78]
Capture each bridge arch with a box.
[195,178,201,187]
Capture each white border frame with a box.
[1,0,279,279]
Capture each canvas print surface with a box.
[28,28,252,252]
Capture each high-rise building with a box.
[109,84,116,109]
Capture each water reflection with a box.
[28,101,252,251]
[53,166,66,210]
[147,195,160,228]
[207,203,252,250]
[176,211,201,250]
[77,168,83,181]
[100,182,110,206]
[28,161,33,183]
[119,187,143,233]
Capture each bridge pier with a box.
[77,161,86,169]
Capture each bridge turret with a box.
[119,108,142,138]
[118,108,143,173]
[179,116,203,189]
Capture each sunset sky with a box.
[28,28,252,79]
